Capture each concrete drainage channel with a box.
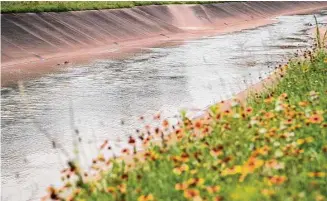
[1,3,327,201]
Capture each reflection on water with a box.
[1,13,326,201]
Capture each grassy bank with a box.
[0,1,218,13]
[45,31,327,201]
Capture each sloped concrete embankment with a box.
[1,1,327,67]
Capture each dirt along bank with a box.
[2,1,327,87]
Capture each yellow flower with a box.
[138,194,154,201]
[279,93,288,100]
[302,64,309,73]
[305,137,314,143]
[316,194,325,201]
[239,158,264,182]
[254,146,270,156]
[308,172,326,178]
[297,138,305,145]
[97,153,105,162]
[221,165,242,176]
[187,178,204,187]
[106,186,116,193]
[173,164,189,175]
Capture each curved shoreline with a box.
[2,2,327,86]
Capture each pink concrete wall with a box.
[2,2,327,65]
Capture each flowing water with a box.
[1,12,326,201]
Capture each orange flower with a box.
[180,153,190,162]
[194,121,202,129]
[175,183,188,191]
[213,196,224,201]
[206,185,221,194]
[265,159,284,170]
[264,112,275,119]
[184,189,200,200]
[261,189,275,197]
[138,194,154,201]
[308,114,324,124]
[118,184,127,193]
[162,119,169,127]
[121,148,130,155]
[268,175,287,185]
[284,118,293,125]
[245,107,253,114]
[298,101,309,107]
[264,97,274,104]
[210,146,224,157]
[223,110,231,116]
[279,93,288,100]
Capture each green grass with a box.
[0,1,219,13]
[45,29,327,201]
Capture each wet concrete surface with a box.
[1,12,327,201]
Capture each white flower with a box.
[273,141,280,147]
[275,100,282,106]
[275,105,283,112]
[309,91,317,97]
[285,132,295,139]
[233,113,240,118]
[279,123,287,130]
[288,132,295,137]
[298,192,306,198]
[274,149,284,158]
[250,119,258,126]
[304,108,311,117]
[309,91,319,100]
[259,128,267,134]
[274,162,285,170]
[231,99,239,107]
